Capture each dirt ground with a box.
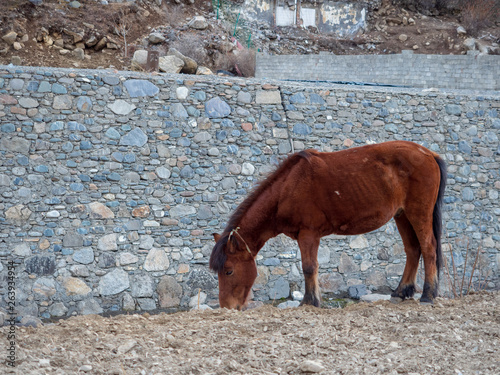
[1,291,498,374]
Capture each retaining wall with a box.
[0,65,499,320]
[256,52,500,91]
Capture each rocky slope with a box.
[0,0,499,75]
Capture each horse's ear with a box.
[213,233,221,242]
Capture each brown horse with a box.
[210,141,447,309]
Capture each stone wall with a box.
[0,65,499,320]
[256,52,500,91]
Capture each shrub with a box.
[458,0,500,36]
[215,47,256,77]
[170,33,209,67]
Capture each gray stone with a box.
[159,55,184,74]
[99,268,130,295]
[157,275,183,308]
[137,298,157,311]
[33,277,56,298]
[319,273,346,293]
[14,243,31,257]
[53,95,73,110]
[289,92,307,104]
[318,246,330,265]
[49,302,68,317]
[188,16,209,30]
[293,123,312,135]
[148,32,165,44]
[131,50,148,69]
[172,103,188,118]
[63,277,91,296]
[445,104,462,115]
[98,253,116,268]
[241,162,255,175]
[108,99,136,115]
[124,79,159,98]
[76,96,92,112]
[25,256,56,276]
[277,300,300,309]
[73,248,94,264]
[237,91,252,104]
[269,277,290,300]
[193,131,212,143]
[256,90,281,104]
[122,293,135,311]
[360,294,391,302]
[348,284,368,299]
[143,248,170,271]
[103,75,120,85]
[205,97,231,118]
[189,291,207,308]
[98,233,118,251]
[350,235,368,249]
[63,232,84,247]
[300,360,325,373]
[139,235,155,250]
[120,252,139,265]
[156,166,171,179]
[186,267,217,290]
[0,137,30,154]
[77,299,104,315]
[120,128,147,147]
[70,265,90,277]
[130,274,154,297]
[105,128,121,140]
[169,48,198,74]
[458,140,472,154]
[2,31,18,45]
[339,253,359,274]
[170,204,196,217]
[462,187,474,201]
[18,97,38,108]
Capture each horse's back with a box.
[276,141,442,236]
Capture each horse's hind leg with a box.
[297,230,321,307]
[392,212,421,301]
[402,210,439,304]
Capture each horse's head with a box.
[209,229,257,310]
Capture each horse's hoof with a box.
[390,296,404,304]
[419,299,434,306]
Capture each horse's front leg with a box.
[297,230,321,307]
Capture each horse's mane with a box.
[209,150,315,272]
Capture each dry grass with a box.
[442,239,491,298]
[164,4,187,28]
[458,0,500,36]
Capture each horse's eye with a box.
[225,270,234,276]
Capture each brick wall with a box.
[256,52,500,91]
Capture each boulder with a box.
[149,32,165,44]
[2,31,17,45]
[196,66,213,75]
[159,55,184,73]
[188,16,208,30]
[463,37,476,51]
[94,37,107,51]
[131,49,148,70]
[168,48,197,74]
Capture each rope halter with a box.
[228,227,252,255]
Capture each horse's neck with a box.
[238,195,278,255]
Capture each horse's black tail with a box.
[433,156,447,279]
